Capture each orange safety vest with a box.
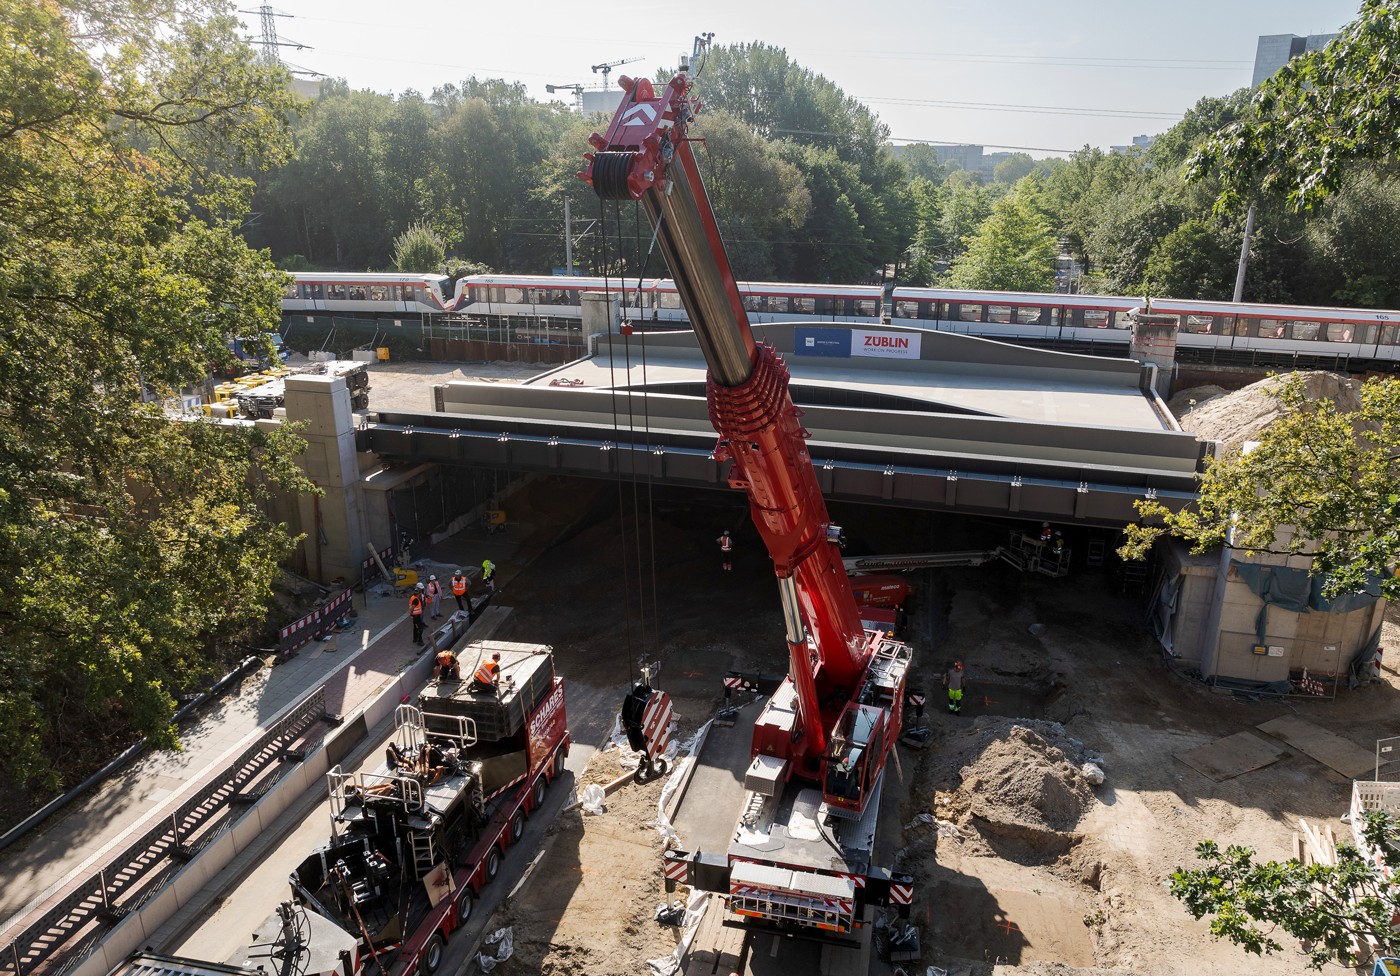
[473,659,499,685]
[409,594,423,616]
[427,580,440,598]
[437,649,455,668]
[451,575,467,596]
[1040,528,1052,542]
[719,535,732,552]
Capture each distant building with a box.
[934,144,983,174]
[1252,33,1338,87]
[1110,134,1157,153]
[580,89,625,115]
[291,78,322,99]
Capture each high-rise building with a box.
[1252,33,1338,87]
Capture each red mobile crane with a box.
[580,69,918,937]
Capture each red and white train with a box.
[283,272,1400,365]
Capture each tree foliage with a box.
[393,222,446,273]
[0,0,314,788]
[1188,0,1400,213]
[942,191,1056,292]
[1172,810,1400,969]
[1122,375,1400,602]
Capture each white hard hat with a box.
[429,574,437,581]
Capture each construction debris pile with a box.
[1168,370,1360,453]
[918,720,1104,865]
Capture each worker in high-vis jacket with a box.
[450,570,469,612]
[482,559,496,591]
[409,583,425,646]
[717,529,733,571]
[471,651,502,693]
[433,648,459,682]
[425,574,442,619]
[943,661,965,714]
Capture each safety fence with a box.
[0,687,328,976]
[1214,630,1346,698]
[1376,736,1400,783]
[276,591,352,655]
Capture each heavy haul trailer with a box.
[577,62,916,942]
[234,641,568,976]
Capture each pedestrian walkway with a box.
[0,585,424,934]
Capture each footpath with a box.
[0,585,424,938]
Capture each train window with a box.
[855,300,878,317]
[893,301,918,319]
[659,292,682,309]
[743,295,764,312]
[1257,319,1286,338]
[327,284,347,300]
[1234,318,1256,337]
[369,285,388,301]
[955,303,982,322]
[348,285,368,301]
[300,283,323,300]
[1290,320,1320,341]
[1358,324,1379,344]
[1382,325,1400,345]
[283,282,299,299]
[1081,309,1109,328]
[985,305,1011,324]
[502,288,524,303]
[1323,323,1354,342]
[411,285,425,302]
[1014,307,1043,325]
[488,287,503,303]
[1184,315,1214,334]
[469,286,485,302]
[768,297,791,313]
[792,297,815,315]
[1111,311,1132,329]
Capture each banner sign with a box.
[793,327,921,361]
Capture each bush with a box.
[393,223,446,273]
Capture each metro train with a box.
[282,272,1400,365]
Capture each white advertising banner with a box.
[849,328,921,360]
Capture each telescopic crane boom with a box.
[578,71,913,814]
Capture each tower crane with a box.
[578,63,919,940]
[590,56,644,93]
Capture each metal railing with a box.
[1,687,327,976]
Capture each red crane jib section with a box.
[580,72,889,778]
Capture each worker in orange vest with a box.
[450,570,469,612]
[471,651,502,693]
[717,529,733,571]
[433,647,459,681]
[1039,522,1052,545]
[426,574,442,619]
[409,583,425,645]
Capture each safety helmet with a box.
[953,661,963,669]
[429,574,437,581]
[415,582,424,590]
[1042,521,1049,527]
[492,652,501,661]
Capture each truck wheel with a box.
[532,777,546,810]
[553,750,566,779]
[483,846,501,883]
[419,934,444,976]
[455,890,473,925]
[510,810,525,843]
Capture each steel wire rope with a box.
[599,193,636,689]
[630,198,664,677]
[616,198,650,677]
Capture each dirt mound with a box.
[1165,384,1227,417]
[993,964,1138,976]
[925,719,1102,864]
[1175,370,1359,453]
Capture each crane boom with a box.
[579,72,907,796]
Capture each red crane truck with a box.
[578,67,918,941]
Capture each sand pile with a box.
[1170,370,1359,453]
[992,964,1138,976]
[923,719,1102,863]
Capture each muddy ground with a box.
[468,477,1397,975]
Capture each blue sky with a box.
[268,0,1362,155]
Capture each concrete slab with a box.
[1174,731,1284,782]
[1257,715,1376,779]
[672,700,762,857]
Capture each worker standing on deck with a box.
[482,559,496,592]
[943,661,965,714]
[1052,531,1064,555]
[471,651,502,692]
[717,529,733,571]
[426,574,442,619]
[409,583,425,646]
[451,570,469,612]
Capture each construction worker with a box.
[1039,522,1052,545]
[471,651,502,693]
[426,574,442,619]
[409,583,425,645]
[433,647,459,681]
[717,529,733,571]
[451,569,469,612]
[943,661,965,714]
[1052,531,1064,554]
[482,559,496,592]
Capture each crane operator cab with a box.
[822,702,884,813]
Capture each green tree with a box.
[1187,0,1400,213]
[942,191,1056,292]
[1123,375,1400,602]
[1140,219,1235,299]
[393,222,446,272]
[993,154,1035,184]
[899,144,948,183]
[1,0,313,787]
[1172,810,1400,969]
[435,98,517,268]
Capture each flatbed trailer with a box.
[206,640,570,976]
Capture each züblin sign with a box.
[794,327,922,361]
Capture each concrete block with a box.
[286,374,347,395]
[231,808,264,850]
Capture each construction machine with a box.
[579,69,917,939]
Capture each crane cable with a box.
[632,198,663,677]
[599,194,636,689]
